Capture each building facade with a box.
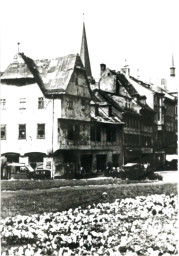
[0,52,124,177]
[96,64,155,166]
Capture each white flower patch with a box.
[1,194,178,256]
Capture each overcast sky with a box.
[1,0,178,83]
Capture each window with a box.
[0,99,6,110]
[90,125,101,142]
[142,136,152,147]
[1,125,6,140]
[67,124,79,141]
[19,98,26,110]
[37,124,45,139]
[68,99,73,109]
[96,126,101,142]
[107,126,112,142]
[19,124,26,139]
[75,77,78,85]
[68,126,74,140]
[81,99,86,111]
[90,126,95,141]
[38,97,44,109]
[175,105,178,115]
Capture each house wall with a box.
[99,69,117,93]
[66,70,91,98]
[0,82,61,155]
[61,96,91,121]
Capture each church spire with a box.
[80,20,94,84]
[170,54,175,77]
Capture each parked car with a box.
[33,169,51,179]
[6,163,34,179]
[122,162,152,180]
[33,164,51,179]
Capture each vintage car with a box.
[33,163,51,179]
[6,163,34,179]
[122,162,152,180]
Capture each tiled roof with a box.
[1,53,83,95]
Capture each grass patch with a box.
[1,183,177,219]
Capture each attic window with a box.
[108,73,111,76]
[75,77,78,85]
[81,99,86,111]
[68,99,73,109]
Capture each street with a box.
[155,170,178,183]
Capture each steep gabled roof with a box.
[1,53,85,96]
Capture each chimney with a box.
[100,63,106,76]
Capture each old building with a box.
[96,59,178,170]
[0,23,124,177]
[94,64,155,166]
[124,62,177,170]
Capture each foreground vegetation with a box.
[1,194,178,256]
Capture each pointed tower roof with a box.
[80,22,94,83]
[170,54,175,77]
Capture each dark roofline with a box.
[19,53,47,96]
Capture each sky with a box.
[0,0,179,86]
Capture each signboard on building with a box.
[142,148,153,154]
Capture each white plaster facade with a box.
[1,83,62,155]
